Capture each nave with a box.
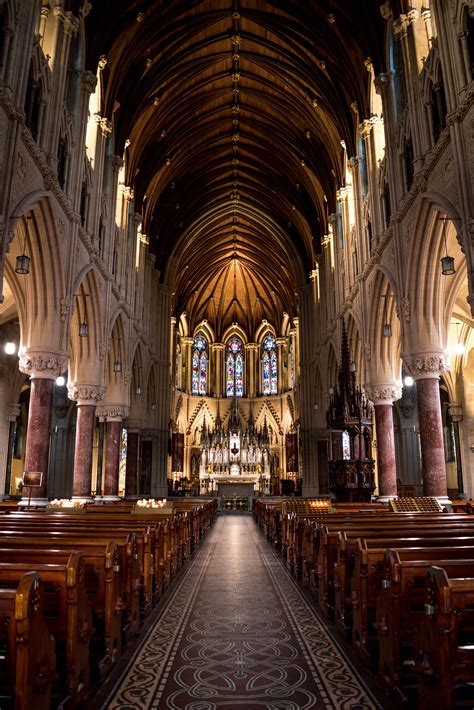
[93,514,382,710]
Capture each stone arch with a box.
[366,268,401,383]
[404,194,465,352]
[69,265,105,383]
[5,195,66,354]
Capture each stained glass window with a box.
[192,334,207,395]
[262,335,277,395]
[226,336,244,397]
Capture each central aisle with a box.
[103,514,381,709]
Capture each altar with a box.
[217,481,255,498]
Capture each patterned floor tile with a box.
[103,515,383,709]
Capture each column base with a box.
[71,495,94,504]
[434,495,452,510]
[375,495,398,504]
[18,496,48,509]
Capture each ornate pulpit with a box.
[326,320,375,502]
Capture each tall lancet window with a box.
[192,334,207,395]
[226,336,244,397]
[262,335,277,395]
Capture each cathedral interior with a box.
[0,0,474,708]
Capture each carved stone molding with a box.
[67,383,106,406]
[403,351,450,380]
[96,405,129,421]
[365,383,402,405]
[6,403,20,422]
[19,352,68,380]
[448,404,463,422]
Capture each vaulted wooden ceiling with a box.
[83,0,386,340]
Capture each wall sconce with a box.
[349,360,356,372]
[381,293,393,337]
[136,385,142,395]
[441,224,455,275]
[15,214,31,274]
[76,293,89,337]
[55,375,66,387]
[151,401,157,411]
[113,359,122,373]
[328,385,335,395]
[4,342,16,355]
[403,375,414,387]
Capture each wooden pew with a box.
[0,538,122,677]
[350,534,474,663]
[0,572,56,710]
[0,551,92,706]
[0,529,140,644]
[376,548,474,700]
[413,566,474,709]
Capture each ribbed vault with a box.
[82,0,386,337]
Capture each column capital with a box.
[211,342,225,351]
[448,404,463,422]
[245,342,258,351]
[365,383,402,405]
[19,351,68,380]
[96,404,129,421]
[6,403,20,422]
[403,351,450,380]
[276,336,287,346]
[181,336,194,346]
[81,70,97,94]
[67,383,106,406]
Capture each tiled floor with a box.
[99,514,383,709]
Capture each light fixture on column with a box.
[349,360,356,372]
[4,342,16,354]
[75,292,89,337]
[441,225,455,275]
[111,336,122,372]
[382,294,392,337]
[55,374,66,387]
[135,365,142,395]
[15,213,31,275]
[403,375,414,387]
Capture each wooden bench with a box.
[0,551,92,706]
[413,566,474,709]
[0,572,56,710]
[376,547,474,700]
[0,538,122,677]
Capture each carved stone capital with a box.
[6,403,20,422]
[82,70,97,94]
[374,72,390,96]
[403,351,450,380]
[99,117,112,136]
[141,427,159,440]
[365,383,402,405]
[448,404,463,422]
[67,383,106,406]
[96,404,129,421]
[359,119,373,139]
[19,351,68,380]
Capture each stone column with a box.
[68,384,105,500]
[125,428,140,498]
[211,343,224,397]
[96,405,128,500]
[182,337,194,393]
[276,337,287,393]
[245,343,258,397]
[18,352,68,506]
[366,384,402,501]
[3,404,20,498]
[404,352,449,501]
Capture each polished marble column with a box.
[97,405,129,500]
[125,429,140,497]
[404,352,449,499]
[19,351,68,506]
[69,384,105,500]
[366,384,401,500]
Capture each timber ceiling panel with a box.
[83,0,386,339]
